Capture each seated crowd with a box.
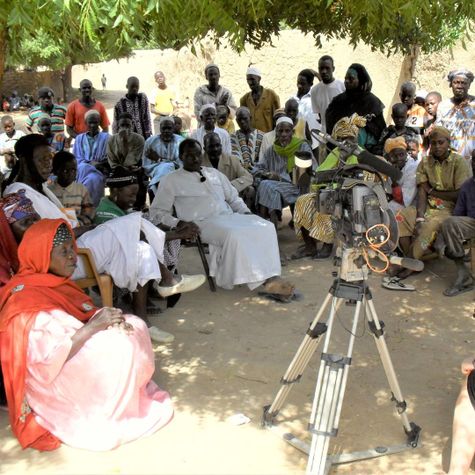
[0,60,474,469]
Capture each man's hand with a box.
[147,149,161,162]
[420,182,432,194]
[176,221,200,241]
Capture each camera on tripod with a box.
[307,129,423,281]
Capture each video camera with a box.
[304,129,423,281]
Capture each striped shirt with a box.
[26,104,67,134]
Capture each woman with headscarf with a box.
[0,218,173,451]
[73,109,110,207]
[291,114,367,259]
[253,116,313,228]
[436,68,475,163]
[326,64,386,153]
[3,135,205,342]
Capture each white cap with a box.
[415,89,428,100]
[276,116,293,127]
[246,66,261,77]
[199,103,217,116]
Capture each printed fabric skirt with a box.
[294,193,335,244]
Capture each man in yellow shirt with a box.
[150,71,176,133]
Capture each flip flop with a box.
[443,278,474,297]
[382,276,416,291]
[290,247,315,260]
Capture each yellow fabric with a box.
[332,113,367,140]
[294,118,305,139]
[154,88,174,115]
[384,136,407,154]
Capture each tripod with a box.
[262,251,421,474]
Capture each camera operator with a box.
[395,127,470,280]
[446,356,475,474]
[292,114,367,260]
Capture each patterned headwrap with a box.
[0,190,36,224]
[106,167,139,188]
[332,113,367,140]
[447,69,474,85]
[384,136,407,154]
[52,223,73,247]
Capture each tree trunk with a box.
[61,63,73,102]
[0,26,7,92]
[385,45,420,122]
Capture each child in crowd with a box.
[37,115,68,152]
[0,115,25,179]
[422,91,442,150]
[172,115,187,137]
[399,81,426,134]
[48,151,95,225]
[216,104,235,134]
[374,103,419,155]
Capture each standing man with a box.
[65,79,110,138]
[310,55,345,133]
[193,64,237,124]
[101,74,107,90]
[240,66,280,133]
[113,76,152,139]
[25,87,67,134]
[150,71,176,134]
[290,69,315,126]
[436,69,475,164]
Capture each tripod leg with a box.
[263,292,340,426]
[307,300,363,475]
[365,296,421,447]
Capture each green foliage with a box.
[2,0,475,72]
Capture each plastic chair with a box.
[75,248,113,306]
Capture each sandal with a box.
[443,277,474,297]
[382,276,416,291]
[290,247,316,260]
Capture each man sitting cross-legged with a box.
[395,126,470,279]
[150,138,294,298]
[202,132,255,209]
[436,151,475,296]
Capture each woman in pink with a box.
[0,218,173,451]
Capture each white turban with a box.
[246,66,261,77]
[276,116,293,127]
[84,109,101,121]
[199,103,216,116]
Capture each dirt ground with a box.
[1,31,475,474]
[0,216,474,474]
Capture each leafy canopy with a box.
[3,0,475,70]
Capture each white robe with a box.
[150,167,281,289]
[4,182,165,291]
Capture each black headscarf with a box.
[325,64,386,149]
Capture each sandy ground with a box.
[0,216,473,474]
[1,33,475,473]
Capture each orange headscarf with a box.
[0,219,97,451]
